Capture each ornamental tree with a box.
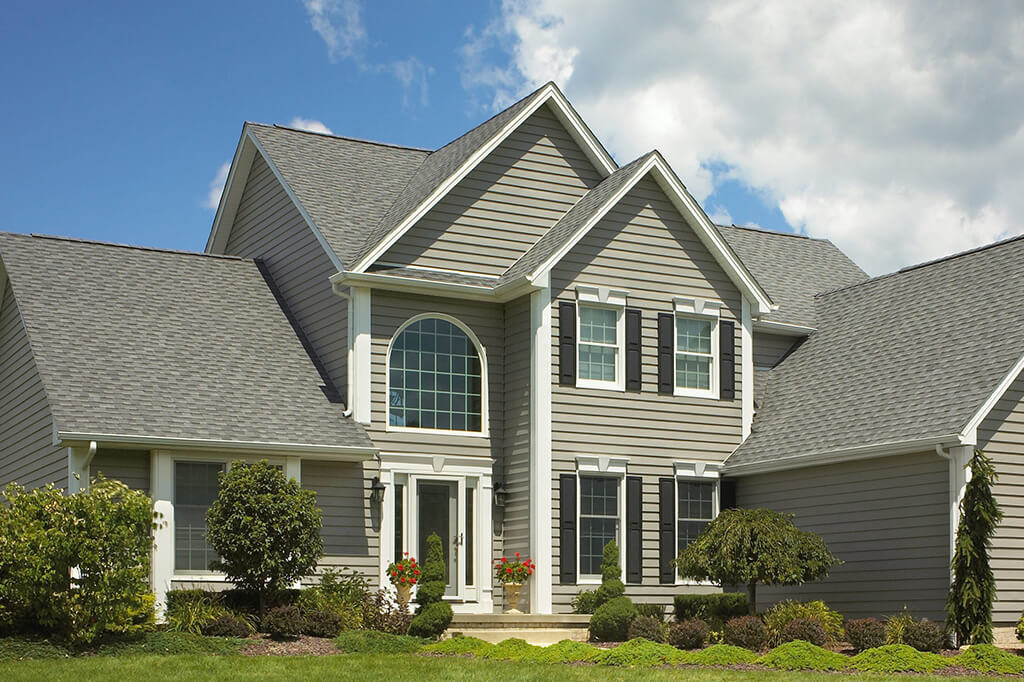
[674,507,840,613]
[947,449,1003,645]
[205,460,323,616]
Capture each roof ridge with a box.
[429,81,552,155]
[248,122,432,153]
[717,223,828,242]
[817,231,1024,298]
[2,232,248,261]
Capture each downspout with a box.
[332,284,354,418]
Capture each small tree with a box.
[408,532,453,638]
[674,507,839,613]
[947,449,1003,645]
[205,460,323,615]
[601,540,621,581]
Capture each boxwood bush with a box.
[845,618,886,652]
[779,617,826,647]
[301,609,344,638]
[667,618,709,650]
[200,614,253,638]
[262,605,304,640]
[589,596,638,642]
[627,615,665,642]
[903,619,945,653]
[723,615,766,651]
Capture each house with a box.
[1,82,1021,635]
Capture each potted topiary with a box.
[494,552,534,613]
[387,553,420,608]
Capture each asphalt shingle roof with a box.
[0,232,373,450]
[726,234,1024,471]
[365,264,499,288]
[716,225,868,328]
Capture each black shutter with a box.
[657,313,674,394]
[559,302,576,386]
[719,320,736,400]
[658,477,676,584]
[625,308,642,391]
[720,479,737,510]
[559,474,577,584]
[626,476,642,583]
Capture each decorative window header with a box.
[576,455,629,475]
[674,461,722,479]
[673,297,722,317]
[577,285,630,307]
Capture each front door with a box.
[417,480,459,597]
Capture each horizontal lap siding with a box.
[90,449,150,493]
[753,332,799,369]
[0,283,65,490]
[979,370,1024,625]
[223,154,348,396]
[380,104,602,275]
[549,177,744,612]
[735,452,949,620]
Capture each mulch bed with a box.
[241,634,341,657]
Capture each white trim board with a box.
[959,353,1024,445]
[330,269,540,303]
[752,319,816,336]
[351,83,617,274]
[57,431,377,459]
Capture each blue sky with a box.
[0,1,788,254]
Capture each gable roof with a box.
[0,232,374,454]
[725,233,1024,474]
[716,225,869,329]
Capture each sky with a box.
[1,1,1022,276]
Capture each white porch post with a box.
[479,474,494,612]
[66,442,96,494]
[351,286,372,425]
[284,456,302,484]
[949,445,973,570]
[378,468,395,592]
[529,281,553,614]
[741,298,754,440]
[151,451,175,618]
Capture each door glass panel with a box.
[394,483,404,560]
[418,481,457,596]
[465,488,474,586]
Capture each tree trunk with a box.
[258,588,266,619]
[748,581,757,615]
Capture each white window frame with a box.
[385,313,489,438]
[575,286,629,392]
[674,461,721,587]
[575,456,628,585]
[673,297,722,399]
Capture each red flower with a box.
[501,557,506,563]
[515,552,520,558]
[414,569,419,575]
[400,577,406,583]
[529,568,534,574]
[506,567,512,574]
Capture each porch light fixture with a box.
[493,481,507,507]
[369,476,386,504]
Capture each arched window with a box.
[388,316,484,432]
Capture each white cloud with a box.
[461,0,1024,274]
[289,117,334,135]
[203,161,230,211]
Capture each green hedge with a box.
[673,593,749,628]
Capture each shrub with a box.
[572,590,598,614]
[594,638,685,667]
[723,615,766,651]
[595,579,625,608]
[683,643,759,665]
[479,637,540,660]
[221,588,299,615]
[298,568,369,614]
[763,599,843,646]
[884,608,915,644]
[262,605,304,640]
[903,619,945,653]
[361,590,412,634]
[848,644,949,673]
[201,614,253,638]
[667,618,709,650]
[166,596,224,635]
[297,581,363,631]
[414,533,446,608]
[333,630,425,654]
[302,609,344,638]
[205,461,323,616]
[759,640,849,671]
[421,635,494,656]
[601,540,621,581]
[673,593,749,629]
[589,596,638,642]
[523,639,601,663]
[779,618,826,647]
[1018,611,1024,643]
[407,601,453,639]
[674,508,840,613]
[845,618,885,652]
[956,643,1024,674]
[0,479,155,644]
[635,603,664,621]
[627,615,665,642]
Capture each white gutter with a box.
[330,270,540,303]
[752,319,816,336]
[57,432,377,460]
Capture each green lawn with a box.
[0,654,1007,682]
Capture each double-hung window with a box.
[577,304,623,390]
[578,475,620,577]
[677,479,716,552]
[174,461,224,573]
[674,313,718,398]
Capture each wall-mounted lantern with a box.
[369,476,386,504]
[493,481,508,507]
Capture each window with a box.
[579,476,620,576]
[675,315,717,396]
[677,479,716,553]
[389,316,483,432]
[174,461,224,572]
[578,304,623,389]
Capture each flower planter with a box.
[396,583,412,609]
[503,582,524,614]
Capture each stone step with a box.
[446,613,592,646]
[445,627,590,646]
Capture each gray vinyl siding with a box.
[753,332,799,368]
[90,449,150,493]
[0,282,65,490]
[223,153,348,396]
[548,176,745,612]
[735,452,949,620]
[379,104,603,276]
[979,370,1024,625]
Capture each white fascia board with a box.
[244,131,346,272]
[56,432,378,460]
[526,154,775,315]
[205,127,256,254]
[752,319,816,336]
[959,353,1024,445]
[330,270,540,303]
[723,434,963,476]
[351,84,617,274]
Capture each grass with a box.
[0,651,1010,682]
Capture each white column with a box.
[67,443,95,494]
[284,456,302,484]
[151,451,175,619]
[949,445,973,569]
[740,298,754,440]
[529,283,553,614]
[478,474,494,612]
[351,286,372,424]
[378,468,394,591]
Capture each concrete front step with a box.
[447,613,591,646]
